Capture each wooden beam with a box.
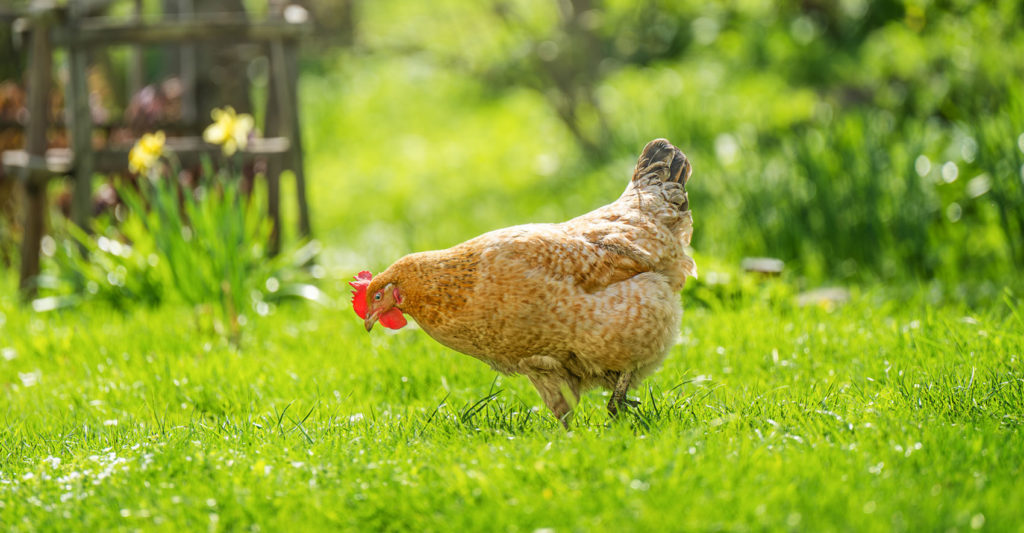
[1,150,73,182]
[3,137,290,177]
[52,14,311,47]
[97,137,291,171]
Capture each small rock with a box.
[742,257,784,275]
[796,287,851,307]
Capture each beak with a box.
[364,310,380,332]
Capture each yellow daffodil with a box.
[128,131,166,174]
[203,106,255,156]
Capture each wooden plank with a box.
[1,150,73,180]
[2,137,290,176]
[267,1,309,244]
[95,136,290,170]
[283,40,311,238]
[266,159,282,256]
[128,0,144,96]
[0,119,38,129]
[265,39,287,256]
[18,12,53,300]
[177,0,198,126]
[20,185,47,298]
[97,141,291,171]
[67,45,93,234]
[53,14,311,47]
[98,135,289,154]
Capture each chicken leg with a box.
[607,370,637,419]
[521,355,580,429]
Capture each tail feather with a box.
[632,138,692,211]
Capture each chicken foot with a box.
[607,370,638,419]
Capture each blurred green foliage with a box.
[3,0,1022,299]
[300,0,1024,287]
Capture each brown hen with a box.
[354,139,696,427]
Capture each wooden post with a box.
[264,38,287,256]
[282,39,310,239]
[66,28,94,233]
[265,31,310,256]
[18,10,53,300]
[265,151,282,256]
[18,183,47,299]
[128,0,143,96]
[177,0,198,126]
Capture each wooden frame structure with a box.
[2,1,312,299]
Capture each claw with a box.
[607,396,640,418]
[608,397,619,418]
[608,370,636,419]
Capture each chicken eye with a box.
[374,292,382,301]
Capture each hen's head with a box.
[350,270,407,331]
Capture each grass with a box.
[3,2,1024,530]
[2,279,1022,531]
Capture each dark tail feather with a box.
[632,138,692,210]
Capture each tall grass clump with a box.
[716,109,1024,284]
[729,113,941,280]
[971,94,1024,269]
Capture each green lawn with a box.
[3,1,1024,530]
[2,284,1021,531]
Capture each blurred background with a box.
[1,0,1023,310]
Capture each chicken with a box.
[351,139,696,427]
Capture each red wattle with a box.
[379,308,408,329]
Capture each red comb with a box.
[350,270,372,319]
[350,270,407,330]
